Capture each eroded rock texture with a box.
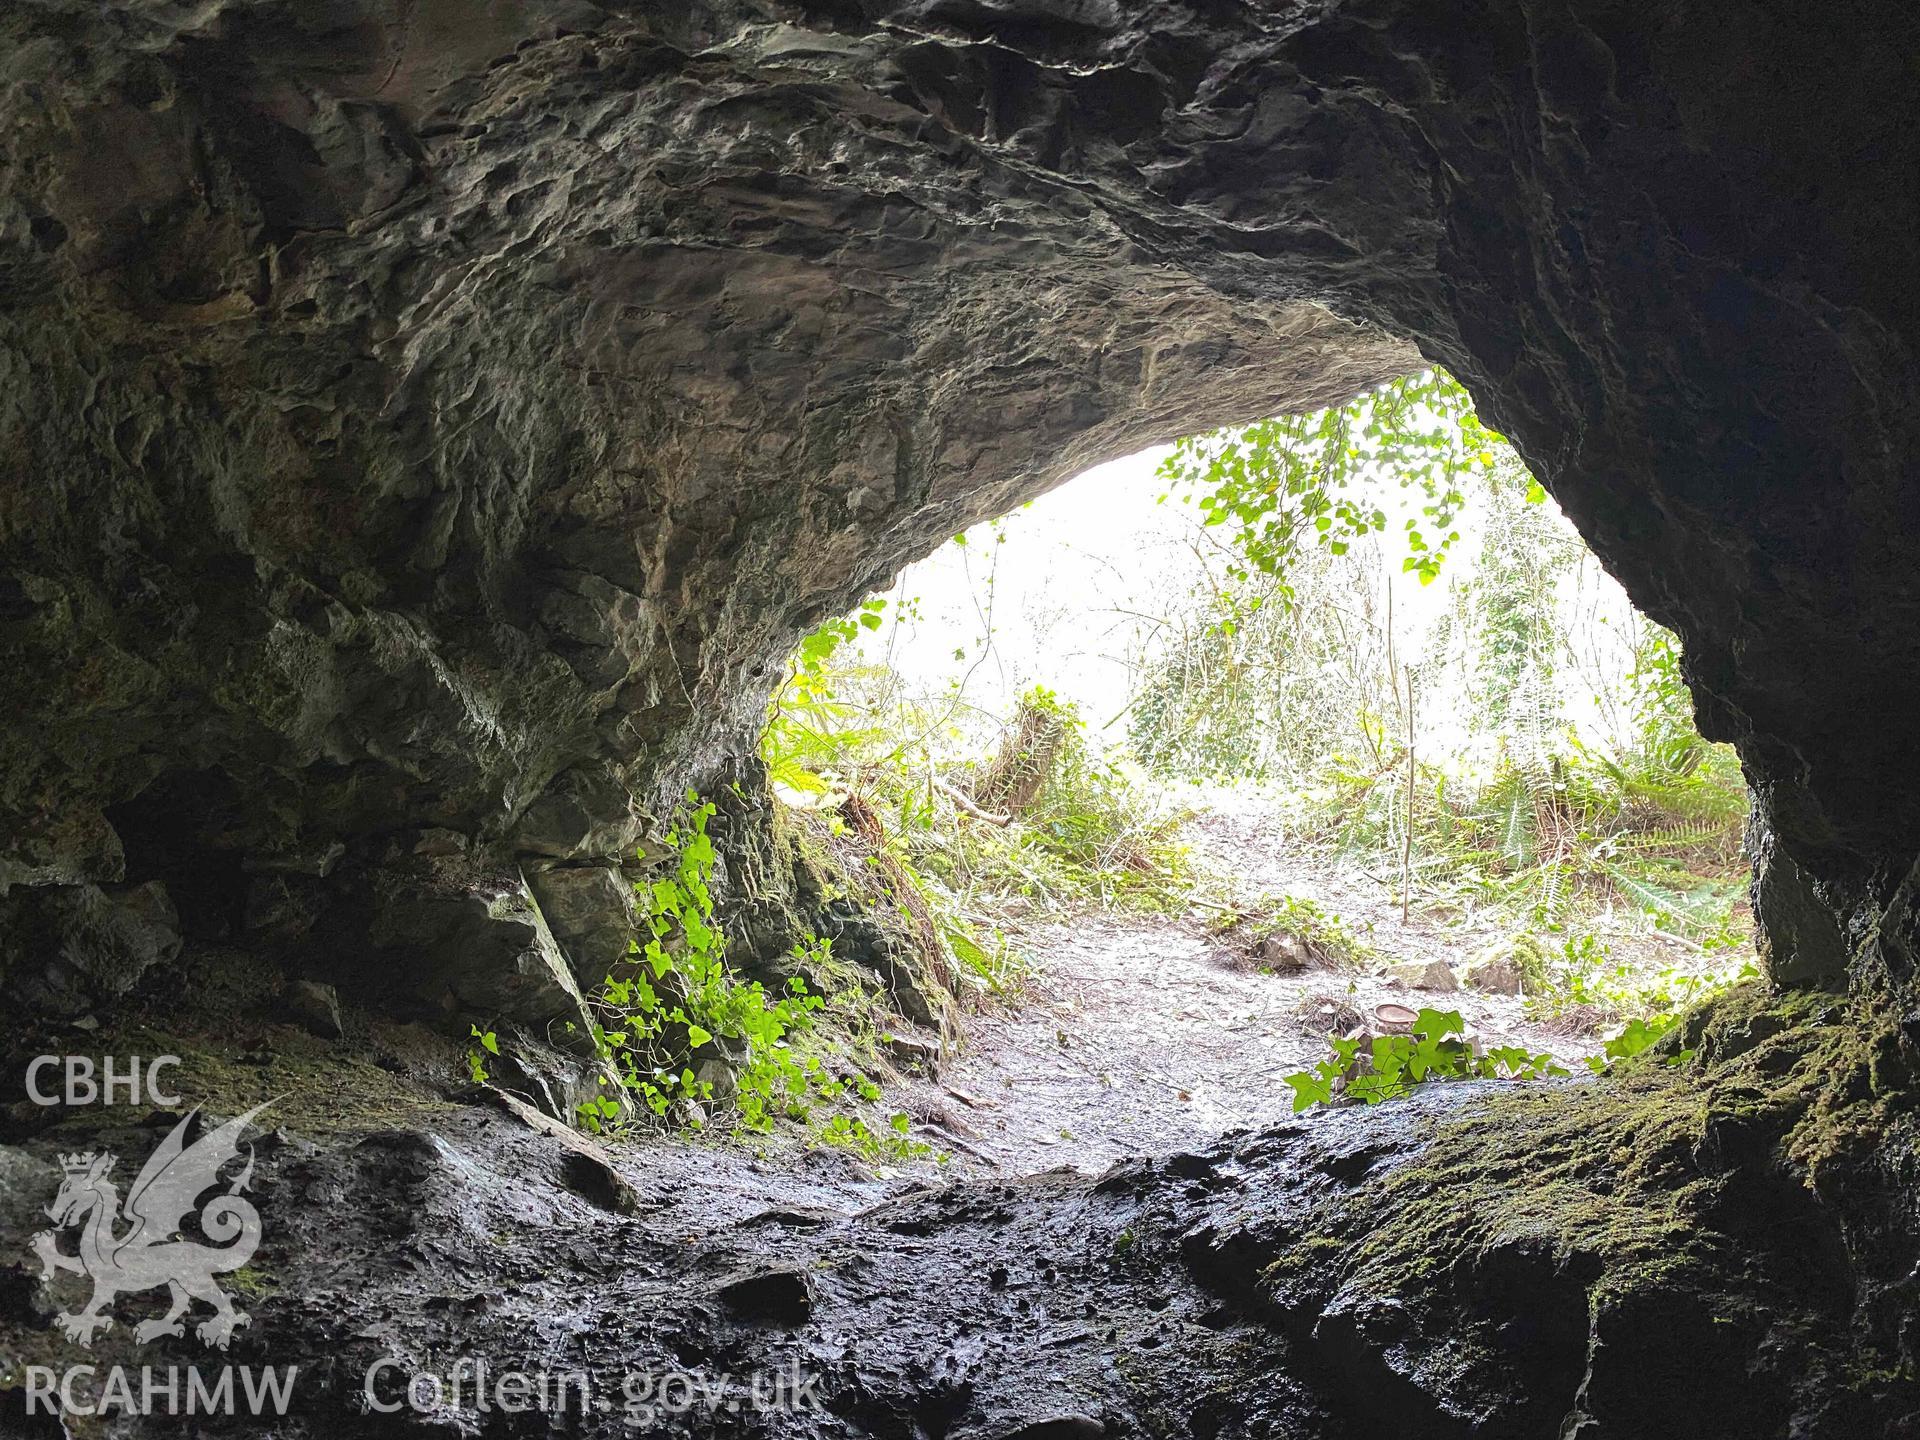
[4,983,1914,1437]
[1,0,1916,1020]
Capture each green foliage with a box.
[1283,1008,1569,1112]
[759,588,1198,1019]
[769,609,1199,921]
[953,689,1194,909]
[1590,1015,1681,1071]
[1436,458,1582,732]
[1214,893,1373,968]
[1158,370,1509,599]
[1629,625,1707,777]
[763,596,891,796]
[577,797,926,1160]
[817,1109,923,1160]
[1300,699,1748,944]
[1521,934,1762,1072]
[1138,380,1753,958]
[1128,551,1375,782]
[466,1025,498,1085]
[1136,373,1532,778]
[931,909,1027,999]
[750,369,1761,1130]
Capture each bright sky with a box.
[853,439,1649,770]
[864,446,1185,730]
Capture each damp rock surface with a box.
[3,984,1911,1439]
[0,0,1916,1011]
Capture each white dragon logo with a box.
[29,1103,270,1350]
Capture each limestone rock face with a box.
[0,0,1916,1009]
[284,977,346,1040]
[368,876,596,1039]
[1749,805,1852,987]
[525,862,640,984]
[0,880,181,1018]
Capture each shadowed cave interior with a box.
[2,1,1919,1435]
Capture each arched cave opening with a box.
[750,371,1762,1172]
[1,1,1916,1436]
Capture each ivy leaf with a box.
[1285,1072,1333,1112]
[1413,1008,1465,1040]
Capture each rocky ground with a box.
[0,1040,1468,1440]
[901,908,1591,1178]
[895,798,1717,1177]
[5,979,1908,1440]
[0,808,1897,1440]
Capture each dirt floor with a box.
[900,794,1734,1176]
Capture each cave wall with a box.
[1,0,1915,1026]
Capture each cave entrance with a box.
[760,373,1759,1173]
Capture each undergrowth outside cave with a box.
[724,371,1765,1165]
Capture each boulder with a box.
[1384,960,1460,993]
[1257,933,1313,971]
[0,881,181,1018]
[524,863,638,985]
[370,877,596,1044]
[484,1029,634,1128]
[285,979,345,1039]
[1465,934,1552,996]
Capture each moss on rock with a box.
[1244,983,1920,1435]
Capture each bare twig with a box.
[933,776,1012,827]
[1403,667,1415,925]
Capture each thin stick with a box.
[932,776,1013,827]
[1402,667,1415,925]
